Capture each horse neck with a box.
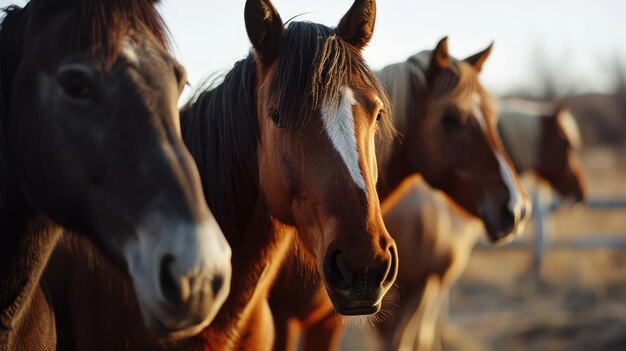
[376,61,432,200]
[181,57,293,345]
[377,92,431,201]
[377,145,411,201]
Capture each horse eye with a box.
[376,111,382,124]
[270,110,287,129]
[58,67,95,101]
[441,112,461,128]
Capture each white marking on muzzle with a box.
[124,215,231,335]
[322,86,367,197]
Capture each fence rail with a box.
[475,187,626,280]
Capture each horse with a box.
[0,1,231,349]
[376,175,483,351]
[370,101,589,351]
[498,99,586,202]
[269,37,531,351]
[45,0,398,349]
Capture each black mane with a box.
[71,0,169,65]
[181,56,261,239]
[0,5,28,214]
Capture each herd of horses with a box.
[0,0,587,350]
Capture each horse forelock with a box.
[378,51,499,143]
[70,0,170,65]
[269,21,391,136]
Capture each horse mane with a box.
[376,50,499,166]
[181,56,261,241]
[71,0,169,65]
[268,21,392,136]
[498,106,541,173]
[0,5,28,214]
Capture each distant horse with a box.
[372,101,588,351]
[499,100,586,201]
[269,37,531,351]
[47,0,397,350]
[377,175,483,351]
[0,0,231,349]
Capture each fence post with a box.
[532,185,549,282]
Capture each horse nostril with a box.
[520,205,528,220]
[159,255,190,306]
[382,245,398,288]
[327,250,354,290]
[211,274,224,296]
[502,206,515,225]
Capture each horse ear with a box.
[244,0,284,68]
[428,37,450,80]
[336,0,376,50]
[464,42,494,73]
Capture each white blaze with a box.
[322,87,367,196]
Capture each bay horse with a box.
[269,37,531,350]
[46,0,398,349]
[376,174,483,351]
[370,101,588,351]
[499,100,586,201]
[0,0,231,349]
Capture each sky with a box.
[3,0,626,100]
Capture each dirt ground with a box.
[338,147,626,350]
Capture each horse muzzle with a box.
[322,243,398,315]
[124,217,232,339]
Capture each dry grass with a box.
[446,146,626,351]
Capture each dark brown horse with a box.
[269,37,531,351]
[499,100,586,201]
[46,0,397,349]
[0,0,231,349]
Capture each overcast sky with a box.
[3,0,625,99]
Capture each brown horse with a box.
[369,101,588,351]
[361,101,589,350]
[376,175,483,351]
[0,0,231,349]
[46,0,397,350]
[269,37,531,351]
[499,100,586,201]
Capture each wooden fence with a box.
[476,186,626,280]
